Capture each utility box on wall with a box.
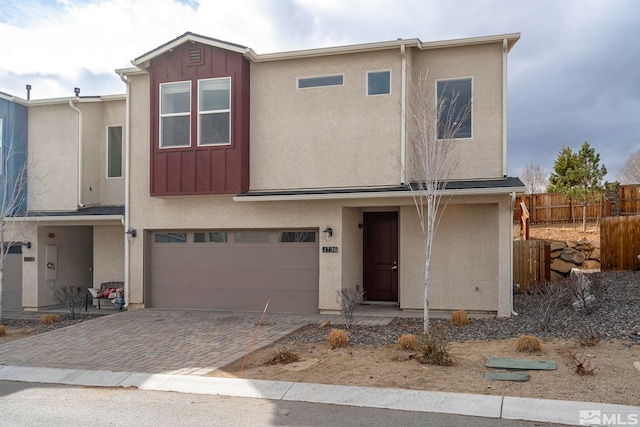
[45,245,57,281]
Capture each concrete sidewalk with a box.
[0,364,638,426]
[1,308,638,425]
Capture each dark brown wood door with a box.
[363,212,398,301]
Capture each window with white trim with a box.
[367,70,391,96]
[160,81,191,148]
[198,77,231,146]
[436,78,472,139]
[107,126,122,178]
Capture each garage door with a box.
[2,248,23,311]
[150,230,319,313]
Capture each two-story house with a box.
[4,31,523,317]
[118,32,523,316]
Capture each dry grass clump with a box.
[0,325,5,336]
[41,314,61,325]
[415,328,453,366]
[450,310,470,326]
[516,335,542,352]
[326,328,348,350]
[264,347,300,365]
[397,334,417,351]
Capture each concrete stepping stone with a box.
[485,357,556,370]
[482,372,530,382]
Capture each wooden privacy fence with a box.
[513,240,550,292]
[513,184,640,224]
[600,216,640,271]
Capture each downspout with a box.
[502,38,508,178]
[118,71,131,309]
[400,43,407,184]
[68,99,84,207]
[510,191,518,316]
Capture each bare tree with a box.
[405,72,471,332]
[618,150,640,184]
[0,120,35,323]
[521,162,548,194]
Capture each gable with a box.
[147,41,250,196]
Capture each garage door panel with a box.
[151,287,318,313]
[150,230,319,312]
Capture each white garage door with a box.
[150,230,319,313]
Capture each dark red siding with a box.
[149,42,250,196]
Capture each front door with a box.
[363,212,398,301]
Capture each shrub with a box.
[326,328,348,350]
[397,334,417,351]
[335,288,364,330]
[450,310,470,326]
[577,328,601,347]
[265,347,300,365]
[564,349,597,376]
[0,325,5,336]
[526,280,572,332]
[41,314,61,325]
[415,328,453,366]
[516,335,542,352]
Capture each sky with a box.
[1,0,639,182]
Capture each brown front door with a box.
[363,212,398,301]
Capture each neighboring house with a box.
[3,92,126,311]
[6,31,525,316]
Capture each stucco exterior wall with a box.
[250,49,403,190]
[410,42,504,180]
[28,104,79,211]
[27,99,125,212]
[93,225,124,286]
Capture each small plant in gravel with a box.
[516,335,542,352]
[326,328,348,350]
[450,310,469,326]
[527,280,572,332]
[0,325,5,336]
[41,314,61,325]
[415,328,453,366]
[564,349,598,376]
[336,288,364,330]
[397,334,417,351]
[52,286,86,320]
[265,347,300,365]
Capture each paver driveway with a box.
[0,309,393,376]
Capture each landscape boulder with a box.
[560,247,586,265]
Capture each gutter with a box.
[68,100,84,208]
[510,191,518,317]
[233,186,526,202]
[118,71,132,309]
[6,215,123,222]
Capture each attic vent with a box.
[189,49,201,63]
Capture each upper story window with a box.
[367,70,391,96]
[298,75,344,89]
[436,78,472,139]
[160,81,191,148]
[198,77,231,146]
[107,126,122,178]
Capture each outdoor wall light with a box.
[322,226,333,237]
[125,229,137,238]
[21,241,31,249]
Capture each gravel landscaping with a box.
[284,271,640,346]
